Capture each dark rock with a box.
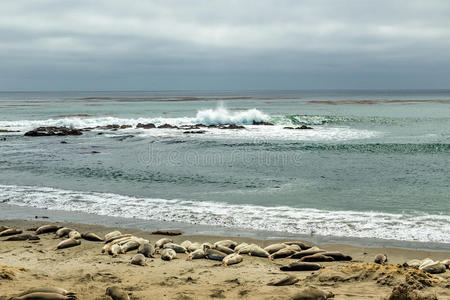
[136,123,156,129]
[219,124,245,129]
[158,123,178,129]
[296,125,313,130]
[0,129,19,133]
[24,127,83,136]
[91,151,100,154]
[120,125,132,129]
[284,126,295,129]
[183,130,206,134]
[60,141,67,144]
[151,230,182,236]
[253,121,274,125]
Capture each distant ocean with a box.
[0,90,449,244]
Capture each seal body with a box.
[155,238,173,249]
[10,292,76,300]
[322,252,352,261]
[248,245,269,257]
[292,286,334,300]
[15,288,75,297]
[161,248,177,261]
[280,262,322,271]
[105,286,130,300]
[5,234,39,241]
[163,243,186,253]
[36,225,60,234]
[138,242,155,258]
[223,253,243,266]
[0,228,23,237]
[130,254,146,266]
[56,238,81,250]
[55,228,73,238]
[205,249,227,261]
[289,249,325,259]
[187,249,205,260]
[120,239,140,253]
[264,243,287,254]
[300,254,334,262]
[104,231,121,241]
[269,248,296,260]
[68,231,81,240]
[214,240,237,249]
[81,232,103,242]
[374,254,388,264]
[214,244,234,255]
[267,275,299,286]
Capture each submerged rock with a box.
[24,127,82,136]
[253,121,274,125]
[158,123,178,129]
[136,123,156,129]
[296,125,313,129]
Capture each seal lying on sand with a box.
[81,232,103,242]
[374,254,388,264]
[161,248,177,261]
[223,253,243,266]
[130,254,146,266]
[163,242,187,253]
[280,262,323,271]
[205,248,227,261]
[155,238,173,249]
[214,244,235,255]
[105,286,130,300]
[13,287,76,298]
[289,248,325,259]
[4,234,40,241]
[300,254,334,262]
[68,231,81,240]
[321,252,352,261]
[55,228,73,238]
[214,240,237,249]
[138,242,155,258]
[264,243,288,254]
[267,275,299,286]
[269,247,297,260]
[10,292,77,299]
[248,245,269,257]
[104,234,132,244]
[36,225,60,234]
[56,238,81,250]
[0,228,22,237]
[187,249,205,260]
[0,225,10,232]
[291,286,334,300]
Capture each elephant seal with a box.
[291,286,334,300]
[234,243,249,252]
[214,244,235,255]
[81,232,103,242]
[267,275,299,286]
[205,248,227,261]
[10,292,77,300]
[280,262,322,271]
[55,228,73,238]
[264,243,288,254]
[36,225,60,234]
[104,234,132,244]
[105,286,130,300]
[0,228,23,237]
[4,234,40,241]
[161,248,177,261]
[214,240,237,249]
[374,253,388,264]
[187,249,205,260]
[321,252,352,261]
[130,254,146,266]
[269,248,297,260]
[138,242,155,258]
[283,241,311,250]
[223,253,243,266]
[109,244,121,257]
[248,245,269,258]
[187,242,202,252]
[56,238,81,250]
[68,231,81,240]
[419,260,446,274]
[163,242,186,253]
[14,287,76,297]
[403,259,422,268]
[104,231,122,241]
[155,238,173,249]
[300,254,334,262]
[0,225,10,232]
[120,239,141,253]
[289,249,326,259]
[180,240,192,249]
[441,259,450,269]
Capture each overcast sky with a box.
[1,0,449,91]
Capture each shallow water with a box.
[0,90,449,244]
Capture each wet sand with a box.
[1,220,449,299]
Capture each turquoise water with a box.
[0,90,449,243]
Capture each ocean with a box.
[0,90,449,246]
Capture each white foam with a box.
[1,184,449,243]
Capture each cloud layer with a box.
[1,0,449,90]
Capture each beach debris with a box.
[56,238,81,250]
[300,254,335,262]
[4,234,40,241]
[205,248,227,261]
[374,253,388,264]
[24,126,82,137]
[1,264,27,280]
[81,232,103,242]
[155,238,173,249]
[55,228,73,238]
[130,254,147,266]
[36,225,60,235]
[161,248,177,261]
[105,286,130,300]
[104,231,122,241]
[280,262,323,272]
[0,228,23,237]
[187,249,205,260]
[138,242,155,258]
[68,230,81,240]
[163,242,187,253]
[291,286,334,300]
[267,275,299,286]
[223,253,243,266]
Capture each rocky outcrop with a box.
[158,124,179,129]
[136,123,156,129]
[24,127,83,136]
[253,121,274,125]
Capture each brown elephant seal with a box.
[0,225,10,231]
[248,245,269,257]
[56,238,81,250]
[187,249,205,260]
[291,286,334,300]
[280,262,322,272]
[214,244,235,255]
[68,231,81,240]
[374,253,388,264]
[120,239,141,254]
[0,228,23,237]
[36,225,61,234]
[104,231,121,240]
[4,234,40,241]
[223,253,243,266]
[269,248,297,260]
[267,275,299,286]
[14,287,76,297]
[321,252,352,261]
[130,254,146,266]
[300,254,334,262]
[161,248,177,261]
[104,234,132,244]
[81,232,103,242]
[55,228,73,238]
[264,243,288,254]
[289,249,326,259]
[105,286,130,300]
[138,242,155,258]
[214,240,237,249]
[10,292,77,299]
[155,238,173,249]
[283,241,311,250]
[163,242,187,253]
[205,248,227,261]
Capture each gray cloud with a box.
[1,0,449,90]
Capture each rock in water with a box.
[24,126,82,136]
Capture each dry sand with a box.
[0,220,449,300]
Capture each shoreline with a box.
[0,219,449,299]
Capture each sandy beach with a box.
[1,220,449,300]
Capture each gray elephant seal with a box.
[104,234,132,244]
[280,262,322,271]
[214,240,237,249]
[36,225,61,234]
[264,243,288,254]
[283,241,311,250]
[214,244,234,255]
[289,249,326,259]
[161,248,177,261]
[187,249,205,260]
[130,254,146,266]
[300,254,334,262]
[15,287,76,297]
[138,242,155,258]
[10,292,77,300]
[0,228,23,237]
[155,238,173,249]
[56,238,81,250]
[374,253,388,264]
[55,228,73,238]
[68,231,81,240]
[321,252,352,261]
[269,248,296,260]
[205,248,227,261]
[223,253,243,266]
[267,275,299,286]
[5,234,40,241]
[104,231,122,241]
[105,286,130,300]
[292,286,334,300]
[162,242,187,253]
[81,232,103,242]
